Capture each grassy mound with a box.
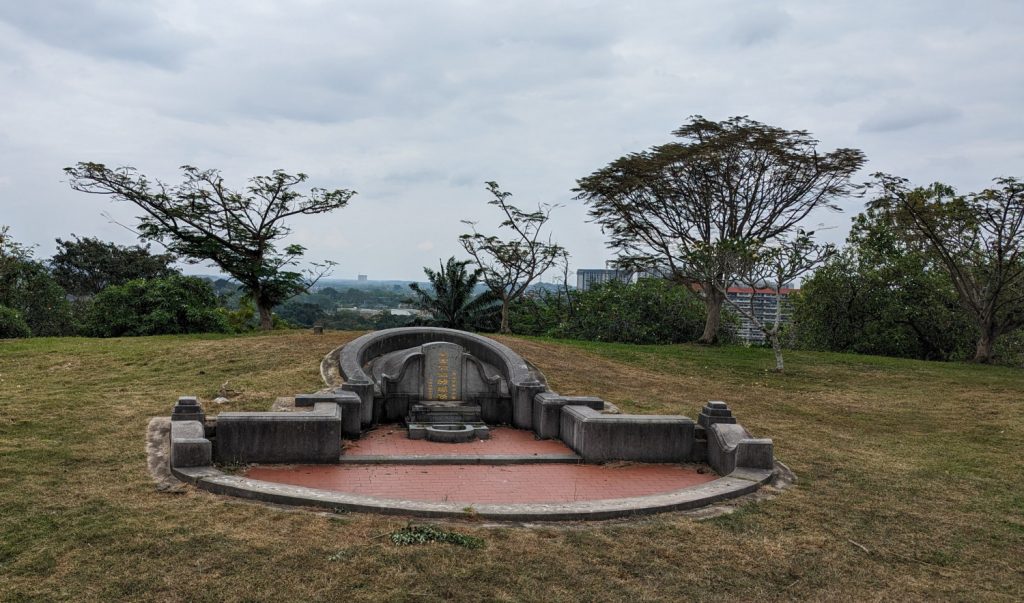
[1,332,1021,600]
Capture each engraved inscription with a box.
[421,342,463,401]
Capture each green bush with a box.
[506,289,569,335]
[506,279,720,344]
[0,258,75,336]
[0,305,31,338]
[558,279,709,344]
[83,275,229,337]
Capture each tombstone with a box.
[421,341,464,401]
[407,342,488,440]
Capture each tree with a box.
[550,278,708,344]
[64,163,355,329]
[0,305,31,338]
[718,232,831,372]
[407,256,497,330]
[575,116,866,344]
[0,226,75,336]
[868,174,1024,363]
[82,275,228,337]
[460,182,565,333]
[793,209,974,361]
[274,300,326,327]
[50,235,178,297]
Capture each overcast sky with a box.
[1,1,1022,281]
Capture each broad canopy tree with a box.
[65,163,355,329]
[460,181,565,334]
[793,208,974,361]
[50,235,178,297]
[575,116,865,344]
[868,174,1024,363]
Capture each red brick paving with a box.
[344,426,574,457]
[245,463,717,504]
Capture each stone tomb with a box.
[406,342,491,442]
[165,327,781,520]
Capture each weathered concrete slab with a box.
[533,393,605,439]
[559,405,695,463]
[215,402,342,464]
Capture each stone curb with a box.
[171,465,772,521]
[336,453,583,465]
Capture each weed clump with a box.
[389,524,485,549]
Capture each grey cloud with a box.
[381,169,448,186]
[728,7,792,46]
[0,1,1022,279]
[0,1,197,69]
[859,103,962,133]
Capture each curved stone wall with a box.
[336,328,549,429]
[338,327,545,386]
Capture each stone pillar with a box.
[171,396,205,423]
[342,379,375,427]
[512,381,546,431]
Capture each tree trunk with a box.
[499,300,511,334]
[699,287,725,344]
[770,332,785,373]
[974,324,997,363]
[257,302,273,331]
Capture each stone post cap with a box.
[698,401,736,428]
[172,396,205,422]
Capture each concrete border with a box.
[336,453,583,465]
[171,465,772,521]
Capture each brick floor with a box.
[344,426,574,457]
[245,463,717,504]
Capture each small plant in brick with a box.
[389,523,485,549]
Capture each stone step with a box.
[408,402,482,424]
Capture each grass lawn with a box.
[1,331,1022,601]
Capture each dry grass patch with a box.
[1,332,1022,601]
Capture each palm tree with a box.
[407,257,497,330]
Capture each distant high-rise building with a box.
[357,274,368,281]
[576,268,634,291]
[725,285,797,343]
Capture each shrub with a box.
[0,305,31,338]
[83,275,229,337]
[555,279,710,344]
